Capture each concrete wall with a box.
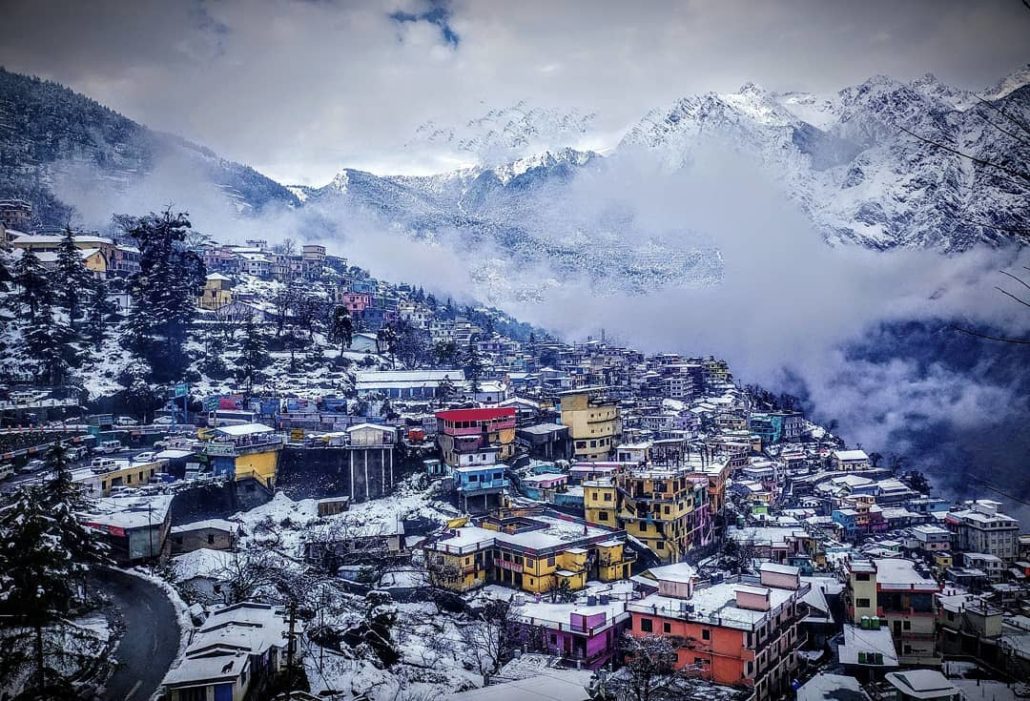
[276,446,395,502]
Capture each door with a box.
[214,683,233,701]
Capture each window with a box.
[547,556,555,566]
[599,512,609,521]
[856,598,870,608]
[701,629,710,641]
[856,573,871,581]
[603,493,612,502]
[663,622,671,633]
[903,620,911,630]
[640,618,653,633]
[207,534,215,545]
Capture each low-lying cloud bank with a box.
[55,146,1030,519]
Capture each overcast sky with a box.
[1,0,1027,184]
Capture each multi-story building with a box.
[945,500,1020,561]
[627,563,810,700]
[845,558,941,666]
[512,595,630,670]
[906,524,952,554]
[584,465,712,563]
[0,198,32,231]
[422,509,634,594]
[436,407,517,467]
[559,387,621,461]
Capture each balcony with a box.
[458,478,510,494]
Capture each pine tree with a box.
[84,275,117,350]
[121,362,164,423]
[236,319,271,394]
[24,302,75,386]
[465,339,483,395]
[54,227,91,328]
[0,489,80,693]
[123,210,206,383]
[15,248,49,324]
[330,305,354,352]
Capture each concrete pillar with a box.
[363,449,369,501]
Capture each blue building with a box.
[452,464,509,513]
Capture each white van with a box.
[90,458,118,472]
[95,440,123,455]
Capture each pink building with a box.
[337,291,372,313]
[513,596,630,669]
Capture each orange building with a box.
[627,563,810,700]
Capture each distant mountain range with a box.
[1,65,1027,294]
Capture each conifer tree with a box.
[54,227,91,328]
[236,319,271,393]
[84,275,117,350]
[123,210,206,382]
[330,305,354,352]
[15,248,49,324]
[464,339,483,395]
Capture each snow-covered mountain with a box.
[619,69,1029,250]
[301,66,1028,297]
[3,66,1027,295]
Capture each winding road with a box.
[99,569,182,701]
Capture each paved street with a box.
[100,569,181,701]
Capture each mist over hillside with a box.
[6,65,1029,513]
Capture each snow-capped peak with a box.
[981,63,1030,101]
[490,147,595,184]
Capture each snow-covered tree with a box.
[54,227,91,328]
[464,339,483,394]
[0,467,105,695]
[84,275,117,350]
[236,319,271,393]
[15,248,49,324]
[330,305,354,352]
[122,209,205,382]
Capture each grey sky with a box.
[1,0,1027,184]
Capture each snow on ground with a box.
[304,599,493,700]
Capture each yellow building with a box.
[423,509,635,594]
[584,467,712,564]
[205,423,283,487]
[559,387,621,461]
[73,459,163,496]
[584,479,618,526]
[198,272,234,310]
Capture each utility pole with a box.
[285,600,298,691]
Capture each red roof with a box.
[436,407,516,422]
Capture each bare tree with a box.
[590,634,745,701]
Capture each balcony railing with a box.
[458,478,510,493]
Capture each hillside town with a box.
[1,199,1029,701]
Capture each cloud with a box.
[1,0,1027,182]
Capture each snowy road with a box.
[100,569,181,701]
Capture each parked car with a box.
[132,451,157,463]
[0,463,14,480]
[24,459,46,472]
[65,446,87,461]
[95,440,123,455]
[152,416,174,426]
[90,458,118,472]
[114,416,138,426]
